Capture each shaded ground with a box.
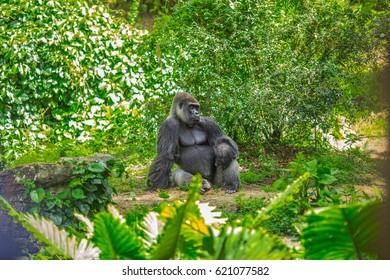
[113,137,388,211]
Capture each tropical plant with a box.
[273,152,339,213]
[0,173,382,260]
[301,201,381,260]
[0,174,297,260]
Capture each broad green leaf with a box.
[211,226,291,260]
[57,191,69,199]
[30,188,45,203]
[72,188,86,199]
[159,192,170,199]
[72,167,86,175]
[75,201,90,216]
[302,202,380,260]
[92,211,145,260]
[87,162,106,173]
[318,174,337,185]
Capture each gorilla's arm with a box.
[147,117,180,189]
[199,117,238,167]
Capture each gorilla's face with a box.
[186,102,200,127]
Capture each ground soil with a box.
[113,137,388,211]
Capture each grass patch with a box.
[354,112,388,138]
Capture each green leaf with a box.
[30,188,45,203]
[72,167,86,175]
[159,192,170,199]
[318,174,337,185]
[85,184,98,192]
[302,202,380,260]
[75,202,90,216]
[49,212,63,226]
[87,162,106,173]
[72,188,86,199]
[56,191,69,199]
[211,226,291,260]
[92,211,145,260]
[68,178,83,188]
[92,178,102,185]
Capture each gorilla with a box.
[147,92,240,194]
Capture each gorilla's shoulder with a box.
[199,116,217,126]
[160,116,180,129]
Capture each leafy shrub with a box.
[0,0,175,160]
[273,152,339,213]
[152,0,389,146]
[23,159,124,228]
[228,194,301,236]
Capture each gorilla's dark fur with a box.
[147,92,240,193]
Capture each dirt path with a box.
[113,137,388,210]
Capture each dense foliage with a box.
[0,174,381,260]
[152,0,389,145]
[0,0,388,261]
[1,0,388,161]
[0,0,173,160]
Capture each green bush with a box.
[22,159,124,228]
[0,0,175,160]
[152,0,389,146]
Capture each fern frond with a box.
[23,214,100,260]
[92,211,146,259]
[74,212,94,238]
[141,212,164,247]
[302,202,380,260]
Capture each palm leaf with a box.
[302,202,380,259]
[211,226,291,260]
[0,195,99,259]
[150,174,202,260]
[92,211,146,259]
[141,212,163,247]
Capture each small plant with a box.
[226,194,301,236]
[273,153,338,213]
[240,171,264,184]
[23,159,124,229]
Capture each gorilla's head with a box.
[170,92,200,127]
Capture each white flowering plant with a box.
[0,0,176,161]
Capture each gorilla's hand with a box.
[214,137,238,169]
[200,179,212,194]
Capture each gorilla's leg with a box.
[214,160,240,194]
[172,168,212,194]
